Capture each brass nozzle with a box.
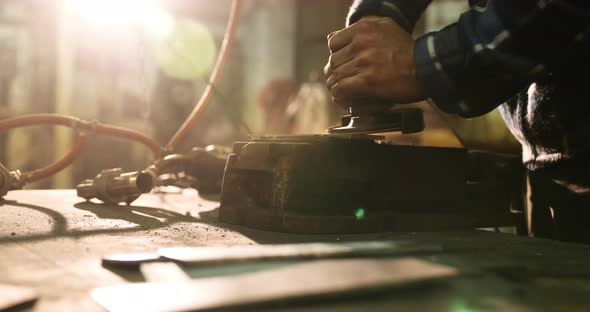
[76,168,154,205]
[0,162,24,198]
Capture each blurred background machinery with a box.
[0,0,519,193]
[0,0,523,231]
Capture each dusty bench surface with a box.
[1,190,590,311]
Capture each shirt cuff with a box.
[347,0,413,32]
[414,23,473,116]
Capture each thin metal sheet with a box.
[93,258,457,312]
[102,252,162,267]
[158,241,442,264]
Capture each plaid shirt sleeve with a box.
[348,0,590,118]
[346,0,433,31]
[413,0,590,117]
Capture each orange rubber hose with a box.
[0,1,240,183]
[0,114,163,156]
[95,124,162,156]
[23,131,87,183]
[165,0,242,151]
[0,114,77,128]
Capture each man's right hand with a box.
[324,16,426,110]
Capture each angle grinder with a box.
[328,103,424,135]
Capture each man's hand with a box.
[324,16,426,109]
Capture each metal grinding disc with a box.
[247,134,385,142]
[328,108,425,135]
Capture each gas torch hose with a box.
[165,0,241,151]
[23,131,87,183]
[0,114,163,184]
[0,0,241,185]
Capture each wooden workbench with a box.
[1,190,590,311]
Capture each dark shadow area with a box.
[212,221,397,245]
[199,193,222,202]
[229,280,453,312]
[197,205,220,222]
[0,200,213,244]
[74,201,198,228]
[1,195,401,246]
[197,206,369,245]
[101,265,147,283]
[4,298,38,312]
[200,207,396,245]
[1,200,68,235]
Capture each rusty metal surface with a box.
[1,190,590,311]
[219,136,525,234]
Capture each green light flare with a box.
[450,300,479,312]
[355,208,365,220]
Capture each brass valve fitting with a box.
[76,168,154,205]
[0,162,24,198]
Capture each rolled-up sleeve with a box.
[414,0,590,117]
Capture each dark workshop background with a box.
[0,0,519,189]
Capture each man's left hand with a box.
[324,16,426,109]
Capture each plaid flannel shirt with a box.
[347,0,590,173]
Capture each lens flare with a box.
[355,208,365,220]
[63,0,174,40]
